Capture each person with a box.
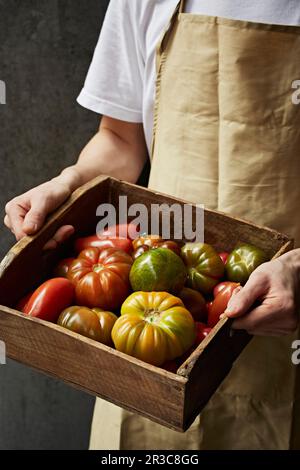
[4,0,300,450]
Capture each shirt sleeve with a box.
[77,0,144,122]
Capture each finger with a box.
[52,225,75,244]
[224,272,269,318]
[6,204,28,240]
[4,215,12,229]
[43,225,75,251]
[22,199,48,234]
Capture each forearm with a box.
[52,119,148,193]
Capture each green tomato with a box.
[181,243,225,295]
[225,243,268,284]
[129,247,187,293]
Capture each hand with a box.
[4,179,74,250]
[222,249,300,336]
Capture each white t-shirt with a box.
[77,0,300,153]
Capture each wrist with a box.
[53,166,83,193]
[279,248,300,285]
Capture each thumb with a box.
[22,199,48,234]
[224,273,268,318]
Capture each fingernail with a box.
[23,222,38,232]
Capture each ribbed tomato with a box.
[181,242,225,295]
[178,287,207,322]
[112,291,196,366]
[74,235,133,254]
[225,244,268,284]
[57,306,117,345]
[130,248,186,294]
[132,235,181,258]
[67,247,133,310]
[99,223,139,240]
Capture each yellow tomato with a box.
[112,292,196,366]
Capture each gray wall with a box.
[0,0,110,449]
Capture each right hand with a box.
[4,180,74,249]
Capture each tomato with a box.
[74,236,133,254]
[181,243,225,295]
[57,306,117,345]
[53,257,74,278]
[225,244,268,284]
[195,322,212,345]
[132,235,181,258]
[219,252,229,264]
[16,291,34,312]
[68,247,133,310]
[112,291,196,366]
[23,278,75,322]
[213,281,240,298]
[178,287,207,322]
[129,248,187,294]
[207,282,240,327]
[99,223,139,240]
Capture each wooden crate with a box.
[0,176,293,431]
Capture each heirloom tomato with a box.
[57,306,117,345]
[129,248,186,294]
[16,291,34,312]
[195,322,212,345]
[74,235,132,254]
[112,291,196,366]
[178,287,207,322]
[181,243,224,295]
[67,247,133,310]
[208,281,240,327]
[219,252,229,264]
[53,257,74,278]
[99,223,139,240]
[23,278,75,322]
[132,235,181,258]
[225,243,268,284]
[213,281,240,298]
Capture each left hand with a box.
[222,249,300,336]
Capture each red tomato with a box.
[219,252,229,264]
[74,236,132,254]
[23,278,75,322]
[53,257,74,278]
[99,223,139,240]
[68,247,133,310]
[178,287,207,322]
[16,291,34,312]
[195,322,212,345]
[213,281,240,299]
[208,282,240,328]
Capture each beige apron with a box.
[90,0,300,449]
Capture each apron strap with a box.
[155,0,182,69]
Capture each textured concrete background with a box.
[0,0,110,449]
